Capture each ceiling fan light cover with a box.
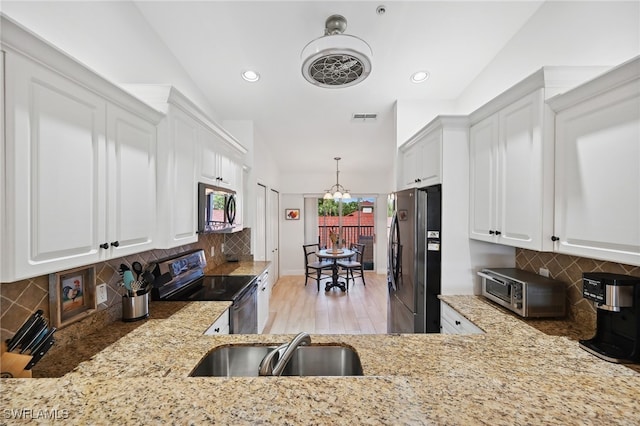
[301,34,373,88]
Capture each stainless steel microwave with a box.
[478,268,566,318]
[197,183,241,234]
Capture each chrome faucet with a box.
[258,332,311,376]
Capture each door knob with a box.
[99,243,109,249]
[111,241,120,247]
[551,236,559,242]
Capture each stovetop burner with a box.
[184,275,257,301]
[149,249,256,302]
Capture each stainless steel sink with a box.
[190,344,363,377]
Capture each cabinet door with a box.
[217,154,238,189]
[170,108,199,244]
[440,301,483,334]
[401,144,419,188]
[554,82,640,266]
[106,104,156,257]
[4,53,106,280]
[204,309,230,335]
[199,127,239,190]
[199,126,219,183]
[257,271,270,333]
[416,130,442,186]
[496,90,545,249]
[469,114,499,242]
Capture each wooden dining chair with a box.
[303,244,332,291]
[337,243,366,290]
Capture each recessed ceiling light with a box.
[410,71,430,83]
[241,70,260,82]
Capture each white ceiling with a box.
[133,1,544,174]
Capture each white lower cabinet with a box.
[440,301,483,335]
[257,268,271,334]
[1,38,161,281]
[549,57,640,266]
[205,309,230,335]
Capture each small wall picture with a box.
[285,208,300,220]
[49,266,97,328]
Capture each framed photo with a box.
[285,208,300,220]
[49,266,97,328]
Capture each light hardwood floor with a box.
[263,272,388,334]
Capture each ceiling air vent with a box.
[352,113,377,122]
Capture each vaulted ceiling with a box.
[134,1,544,174]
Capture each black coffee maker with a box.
[579,272,640,363]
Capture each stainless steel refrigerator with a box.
[387,184,441,333]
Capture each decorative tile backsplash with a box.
[516,249,640,326]
[224,228,252,256]
[0,232,232,345]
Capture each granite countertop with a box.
[204,260,271,276]
[2,292,639,424]
[31,261,270,378]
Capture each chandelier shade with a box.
[324,157,351,200]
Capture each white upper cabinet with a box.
[199,126,240,190]
[106,103,157,257]
[4,53,106,280]
[548,57,640,266]
[122,85,247,247]
[398,123,442,189]
[162,105,199,248]
[469,67,606,252]
[1,16,162,281]
[470,89,551,250]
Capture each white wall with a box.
[395,99,457,146]
[1,1,222,123]
[279,194,306,275]
[455,1,640,114]
[279,193,390,276]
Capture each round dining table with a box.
[316,248,355,292]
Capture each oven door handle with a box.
[478,272,508,286]
[233,283,257,310]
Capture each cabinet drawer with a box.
[205,309,230,335]
[440,301,483,334]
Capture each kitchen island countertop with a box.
[2,295,639,425]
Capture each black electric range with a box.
[163,274,256,301]
[149,250,258,334]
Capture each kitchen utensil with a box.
[18,317,47,353]
[6,310,43,351]
[24,328,56,370]
[130,280,144,293]
[142,270,155,285]
[119,263,130,278]
[132,262,143,280]
[122,270,135,289]
[20,323,48,354]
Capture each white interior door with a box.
[254,183,267,261]
[269,189,280,283]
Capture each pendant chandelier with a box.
[323,157,351,200]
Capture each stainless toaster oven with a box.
[478,268,566,318]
